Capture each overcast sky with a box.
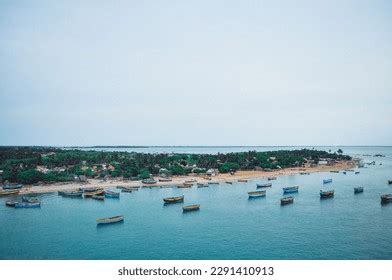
[0,0,391,146]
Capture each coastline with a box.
[16,160,358,195]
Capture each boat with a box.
[79,187,100,193]
[96,215,124,225]
[159,177,172,182]
[225,181,233,184]
[14,201,41,208]
[256,183,272,188]
[323,179,333,184]
[343,171,347,174]
[281,196,294,205]
[381,194,392,204]
[183,204,200,212]
[0,189,20,196]
[208,181,219,185]
[320,190,334,199]
[184,179,197,183]
[238,179,248,182]
[354,187,364,194]
[330,170,339,173]
[141,178,157,184]
[22,196,40,203]
[58,190,83,197]
[299,172,310,175]
[177,183,192,188]
[2,184,23,190]
[267,177,277,181]
[345,169,355,172]
[248,190,266,198]
[163,195,184,204]
[121,187,133,193]
[283,186,299,194]
[92,195,105,201]
[116,185,125,190]
[84,190,104,198]
[388,180,392,185]
[197,183,208,188]
[5,201,18,207]
[104,190,120,198]
[355,171,360,174]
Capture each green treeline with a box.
[0,147,351,184]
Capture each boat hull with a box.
[14,202,41,208]
[163,196,184,204]
[283,187,299,194]
[96,215,124,225]
[183,205,200,212]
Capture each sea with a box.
[0,146,391,260]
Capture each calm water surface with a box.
[1,146,391,259]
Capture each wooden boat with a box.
[104,190,120,198]
[22,196,40,203]
[92,195,105,201]
[330,170,339,173]
[256,183,272,188]
[84,190,104,198]
[184,179,197,183]
[267,177,277,181]
[238,179,248,182]
[323,179,333,184]
[163,195,184,204]
[208,181,219,185]
[183,204,200,212]
[345,169,355,172]
[354,187,364,194]
[281,196,294,205]
[141,178,157,184]
[320,190,334,199]
[14,201,41,208]
[121,187,133,193]
[159,177,172,182]
[177,183,193,188]
[299,172,310,175]
[225,181,233,184]
[2,184,23,190]
[79,187,99,192]
[5,201,18,207]
[0,189,20,196]
[248,190,266,198]
[381,194,392,204]
[283,186,299,194]
[116,185,125,190]
[58,190,83,197]
[197,183,208,188]
[355,171,360,174]
[96,215,124,225]
[388,180,392,185]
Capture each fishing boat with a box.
[323,179,333,184]
[208,181,219,185]
[197,183,208,188]
[163,195,184,204]
[116,185,125,190]
[92,195,105,201]
[184,179,197,183]
[343,171,347,175]
[267,177,277,181]
[159,177,172,182]
[104,190,120,198]
[225,181,233,184]
[141,178,157,184]
[84,190,104,198]
[22,196,40,203]
[256,183,272,188]
[281,196,294,205]
[354,187,364,194]
[96,215,124,225]
[2,184,23,190]
[330,170,339,173]
[283,186,299,194]
[5,201,18,207]
[0,189,20,196]
[320,190,334,199]
[58,190,83,197]
[79,187,99,193]
[388,180,392,185]
[381,194,392,204]
[183,204,200,212]
[14,201,41,208]
[177,183,192,188]
[238,179,248,182]
[355,171,360,174]
[121,187,133,193]
[299,172,310,175]
[248,190,266,198]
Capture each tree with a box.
[17,169,43,184]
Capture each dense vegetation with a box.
[0,147,351,185]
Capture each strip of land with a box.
[17,160,357,195]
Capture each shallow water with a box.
[1,146,391,259]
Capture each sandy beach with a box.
[15,160,358,195]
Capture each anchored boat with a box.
[5,201,18,207]
[121,187,133,193]
[283,186,299,194]
[388,180,392,185]
[104,190,120,198]
[225,181,233,184]
[142,178,157,184]
[177,183,193,188]
[238,179,248,182]
[381,194,392,204]
[159,177,172,182]
[320,190,334,199]
[14,201,41,208]
[163,195,184,204]
[208,181,219,185]
[323,179,333,184]
[268,177,277,181]
[354,187,364,194]
[281,196,294,205]
[92,195,105,201]
[197,183,208,188]
[2,184,23,190]
[248,190,266,198]
[0,189,20,196]
[96,215,124,225]
[183,204,200,212]
[84,190,104,198]
[58,190,83,197]
[256,183,272,188]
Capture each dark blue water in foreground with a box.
[1,146,391,259]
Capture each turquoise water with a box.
[1,146,391,259]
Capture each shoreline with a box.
[13,160,358,195]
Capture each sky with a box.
[0,0,391,146]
